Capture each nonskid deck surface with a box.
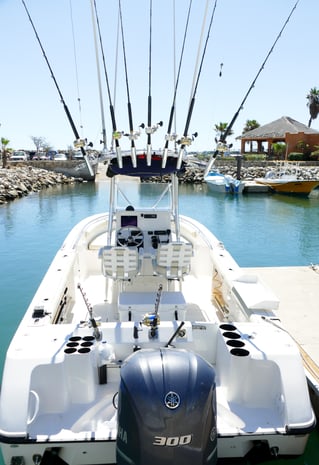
[27,382,118,440]
[21,273,306,444]
[80,274,213,324]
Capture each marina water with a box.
[1,179,319,465]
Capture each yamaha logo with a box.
[164,391,180,409]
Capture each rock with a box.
[0,166,80,203]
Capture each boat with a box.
[256,176,319,195]
[0,149,315,465]
[32,157,99,181]
[1,2,315,465]
[203,145,244,194]
[204,169,244,194]
[256,164,319,195]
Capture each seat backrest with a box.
[156,242,193,279]
[100,246,139,280]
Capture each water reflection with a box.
[1,181,319,270]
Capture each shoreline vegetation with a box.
[1,161,319,204]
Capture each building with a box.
[237,116,319,158]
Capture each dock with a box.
[246,265,319,411]
[243,180,271,193]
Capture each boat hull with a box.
[256,179,319,194]
[205,173,244,194]
[29,159,99,181]
[0,207,315,465]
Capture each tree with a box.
[30,136,49,153]
[242,119,260,152]
[271,142,286,159]
[1,137,11,169]
[213,122,233,142]
[306,87,319,127]
[242,119,260,133]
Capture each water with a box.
[0,180,319,464]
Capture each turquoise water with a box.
[0,180,319,464]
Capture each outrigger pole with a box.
[91,0,123,167]
[177,0,218,169]
[204,0,300,177]
[21,0,94,176]
[162,0,193,168]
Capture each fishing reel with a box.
[142,312,161,339]
[140,121,163,134]
[112,130,124,140]
[177,132,198,146]
[165,132,178,142]
[142,312,161,327]
[124,129,141,140]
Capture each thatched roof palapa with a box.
[237,116,319,140]
[237,116,319,157]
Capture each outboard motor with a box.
[116,348,217,465]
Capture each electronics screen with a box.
[121,215,138,227]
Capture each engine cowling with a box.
[116,348,217,465]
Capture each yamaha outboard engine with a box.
[116,348,217,465]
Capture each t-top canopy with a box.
[106,153,186,178]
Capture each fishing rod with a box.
[162,0,193,168]
[89,0,107,151]
[91,0,123,167]
[177,0,218,169]
[204,0,300,177]
[142,0,163,165]
[69,0,85,142]
[118,0,138,168]
[21,0,94,176]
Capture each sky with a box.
[0,0,318,153]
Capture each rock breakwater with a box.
[0,166,80,204]
[142,162,319,184]
[2,162,319,204]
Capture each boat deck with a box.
[245,266,319,369]
[245,265,319,411]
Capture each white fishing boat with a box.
[0,150,315,465]
[204,170,244,194]
[1,2,315,464]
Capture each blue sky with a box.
[0,0,317,152]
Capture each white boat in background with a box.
[0,151,315,465]
[204,170,244,194]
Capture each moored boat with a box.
[31,158,99,181]
[256,164,319,195]
[256,177,319,195]
[0,151,315,465]
[204,169,244,194]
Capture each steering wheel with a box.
[116,227,144,248]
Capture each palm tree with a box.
[214,122,233,143]
[306,87,319,127]
[242,119,260,133]
[1,137,10,168]
[242,119,260,152]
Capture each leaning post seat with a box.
[155,241,193,288]
[99,246,139,282]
